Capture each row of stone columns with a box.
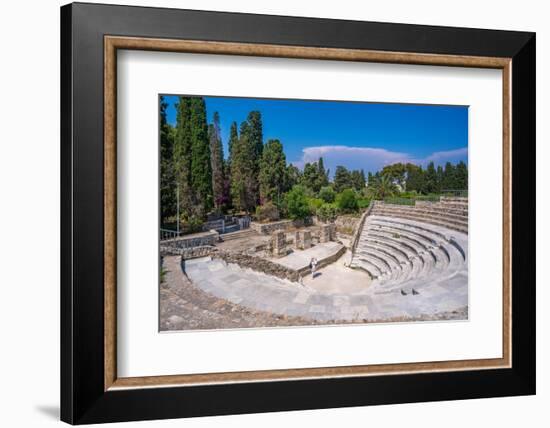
[271,224,335,257]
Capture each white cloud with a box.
[289,145,467,176]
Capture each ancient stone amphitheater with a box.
[351,197,468,295]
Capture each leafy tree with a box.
[189,97,212,215]
[336,189,359,213]
[301,162,320,193]
[285,164,302,191]
[259,139,287,204]
[318,186,336,203]
[317,203,338,223]
[436,165,444,193]
[285,185,311,220]
[382,163,407,189]
[333,166,353,193]
[209,112,225,212]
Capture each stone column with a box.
[302,230,312,249]
[320,224,332,243]
[294,231,302,250]
[272,231,287,257]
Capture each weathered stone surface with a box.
[271,230,287,257]
[162,230,219,248]
[319,224,335,243]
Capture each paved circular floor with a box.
[183,253,468,323]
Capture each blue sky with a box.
[163,95,468,176]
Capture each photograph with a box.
[159,95,469,331]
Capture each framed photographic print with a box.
[60,2,536,424]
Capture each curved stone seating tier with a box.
[350,213,467,289]
[370,208,468,234]
[372,205,469,226]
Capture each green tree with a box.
[301,162,320,193]
[382,163,407,189]
[319,186,336,203]
[173,96,194,219]
[333,166,353,193]
[189,97,212,215]
[227,121,238,171]
[230,121,258,212]
[160,96,176,224]
[369,175,397,199]
[336,189,359,213]
[285,185,311,220]
[285,164,302,191]
[405,163,424,193]
[350,169,366,191]
[316,157,329,189]
[441,162,456,191]
[259,139,287,205]
[454,161,468,190]
[209,112,224,212]
[423,161,438,194]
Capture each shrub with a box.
[307,197,324,212]
[357,197,371,209]
[255,201,280,222]
[184,215,204,233]
[316,203,338,223]
[336,188,359,213]
[285,185,311,220]
[318,186,336,203]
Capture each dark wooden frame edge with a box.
[61,2,536,424]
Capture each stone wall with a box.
[212,251,301,282]
[250,218,308,235]
[161,230,219,248]
[319,224,336,243]
[161,245,215,258]
[296,245,347,276]
[334,215,361,235]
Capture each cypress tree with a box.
[424,161,438,194]
[209,111,225,212]
[455,161,468,190]
[159,96,176,224]
[189,97,212,215]
[173,96,194,220]
[316,157,329,189]
[259,139,287,205]
[441,162,456,191]
[334,166,353,193]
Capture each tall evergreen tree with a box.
[173,96,194,220]
[441,162,456,191]
[436,165,444,193]
[316,157,329,189]
[454,161,468,190]
[333,166,353,193]
[350,169,366,191]
[259,139,287,205]
[228,121,238,167]
[405,163,424,193]
[246,111,264,161]
[301,162,320,193]
[209,111,225,212]
[189,97,212,215]
[230,121,258,212]
[159,96,176,224]
[424,161,438,194]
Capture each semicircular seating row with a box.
[350,198,468,288]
